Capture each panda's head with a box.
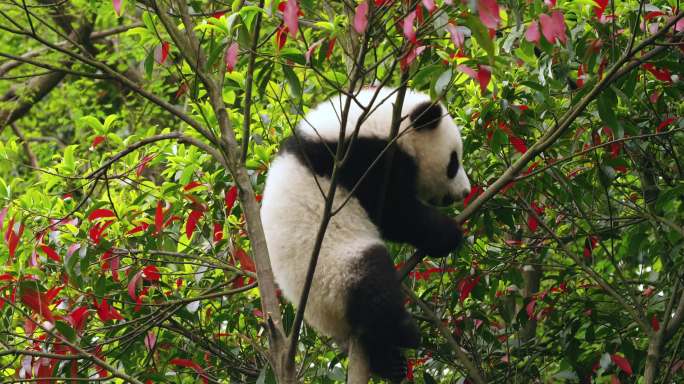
[401,99,471,206]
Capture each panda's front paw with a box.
[423,216,463,258]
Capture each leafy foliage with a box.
[0,0,683,383]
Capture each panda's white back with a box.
[261,150,382,340]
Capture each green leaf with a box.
[466,15,495,64]
[597,89,619,130]
[282,65,302,99]
[55,320,77,342]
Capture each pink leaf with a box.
[40,245,60,262]
[284,0,299,38]
[422,0,436,13]
[539,12,567,44]
[113,0,122,16]
[0,206,7,234]
[186,209,204,239]
[526,298,537,318]
[225,186,238,215]
[225,42,239,72]
[128,270,143,301]
[477,0,500,29]
[92,135,106,148]
[305,39,323,64]
[524,21,541,44]
[457,64,477,80]
[353,2,369,34]
[611,354,633,376]
[136,155,154,177]
[446,23,465,48]
[154,42,170,64]
[144,331,156,350]
[403,11,417,43]
[7,222,23,260]
[544,0,556,7]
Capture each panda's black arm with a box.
[378,194,463,258]
[369,150,462,258]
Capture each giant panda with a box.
[260,87,471,381]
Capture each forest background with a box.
[0,0,683,383]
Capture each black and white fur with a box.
[261,87,470,381]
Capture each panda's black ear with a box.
[409,101,443,131]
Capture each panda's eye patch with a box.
[447,151,459,178]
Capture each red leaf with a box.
[45,285,63,302]
[213,222,223,243]
[20,285,54,322]
[7,223,23,260]
[128,270,143,302]
[477,66,491,94]
[40,245,60,262]
[593,0,608,18]
[656,117,676,133]
[89,220,113,244]
[0,206,7,234]
[68,306,89,332]
[225,186,238,215]
[400,44,425,71]
[527,215,538,232]
[154,41,170,64]
[89,209,115,221]
[463,185,483,207]
[643,63,672,82]
[611,354,633,376]
[577,64,586,88]
[275,25,288,50]
[458,275,481,302]
[284,0,299,38]
[403,11,417,43]
[184,181,203,192]
[235,248,256,272]
[477,0,500,29]
[539,12,567,44]
[0,273,14,281]
[155,201,164,235]
[95,298,123,322]
[524,21,541,44]
[113,0,122,16]
[225,42,239,72]
[143,265,161,281]
[136,155,155,177]
[126,222,149,235]
[326,38,336,59]
[92,135,106,148]
[186,209,204,239]
[610,375,621,384]
[651,314,660,331]
[508,134,527,154]
[170,358,209,384]
[353,2,369,33]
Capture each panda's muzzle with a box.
[429,195,455,207]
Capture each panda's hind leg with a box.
[346,244,420,381]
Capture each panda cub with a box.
[260,87,470,381]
